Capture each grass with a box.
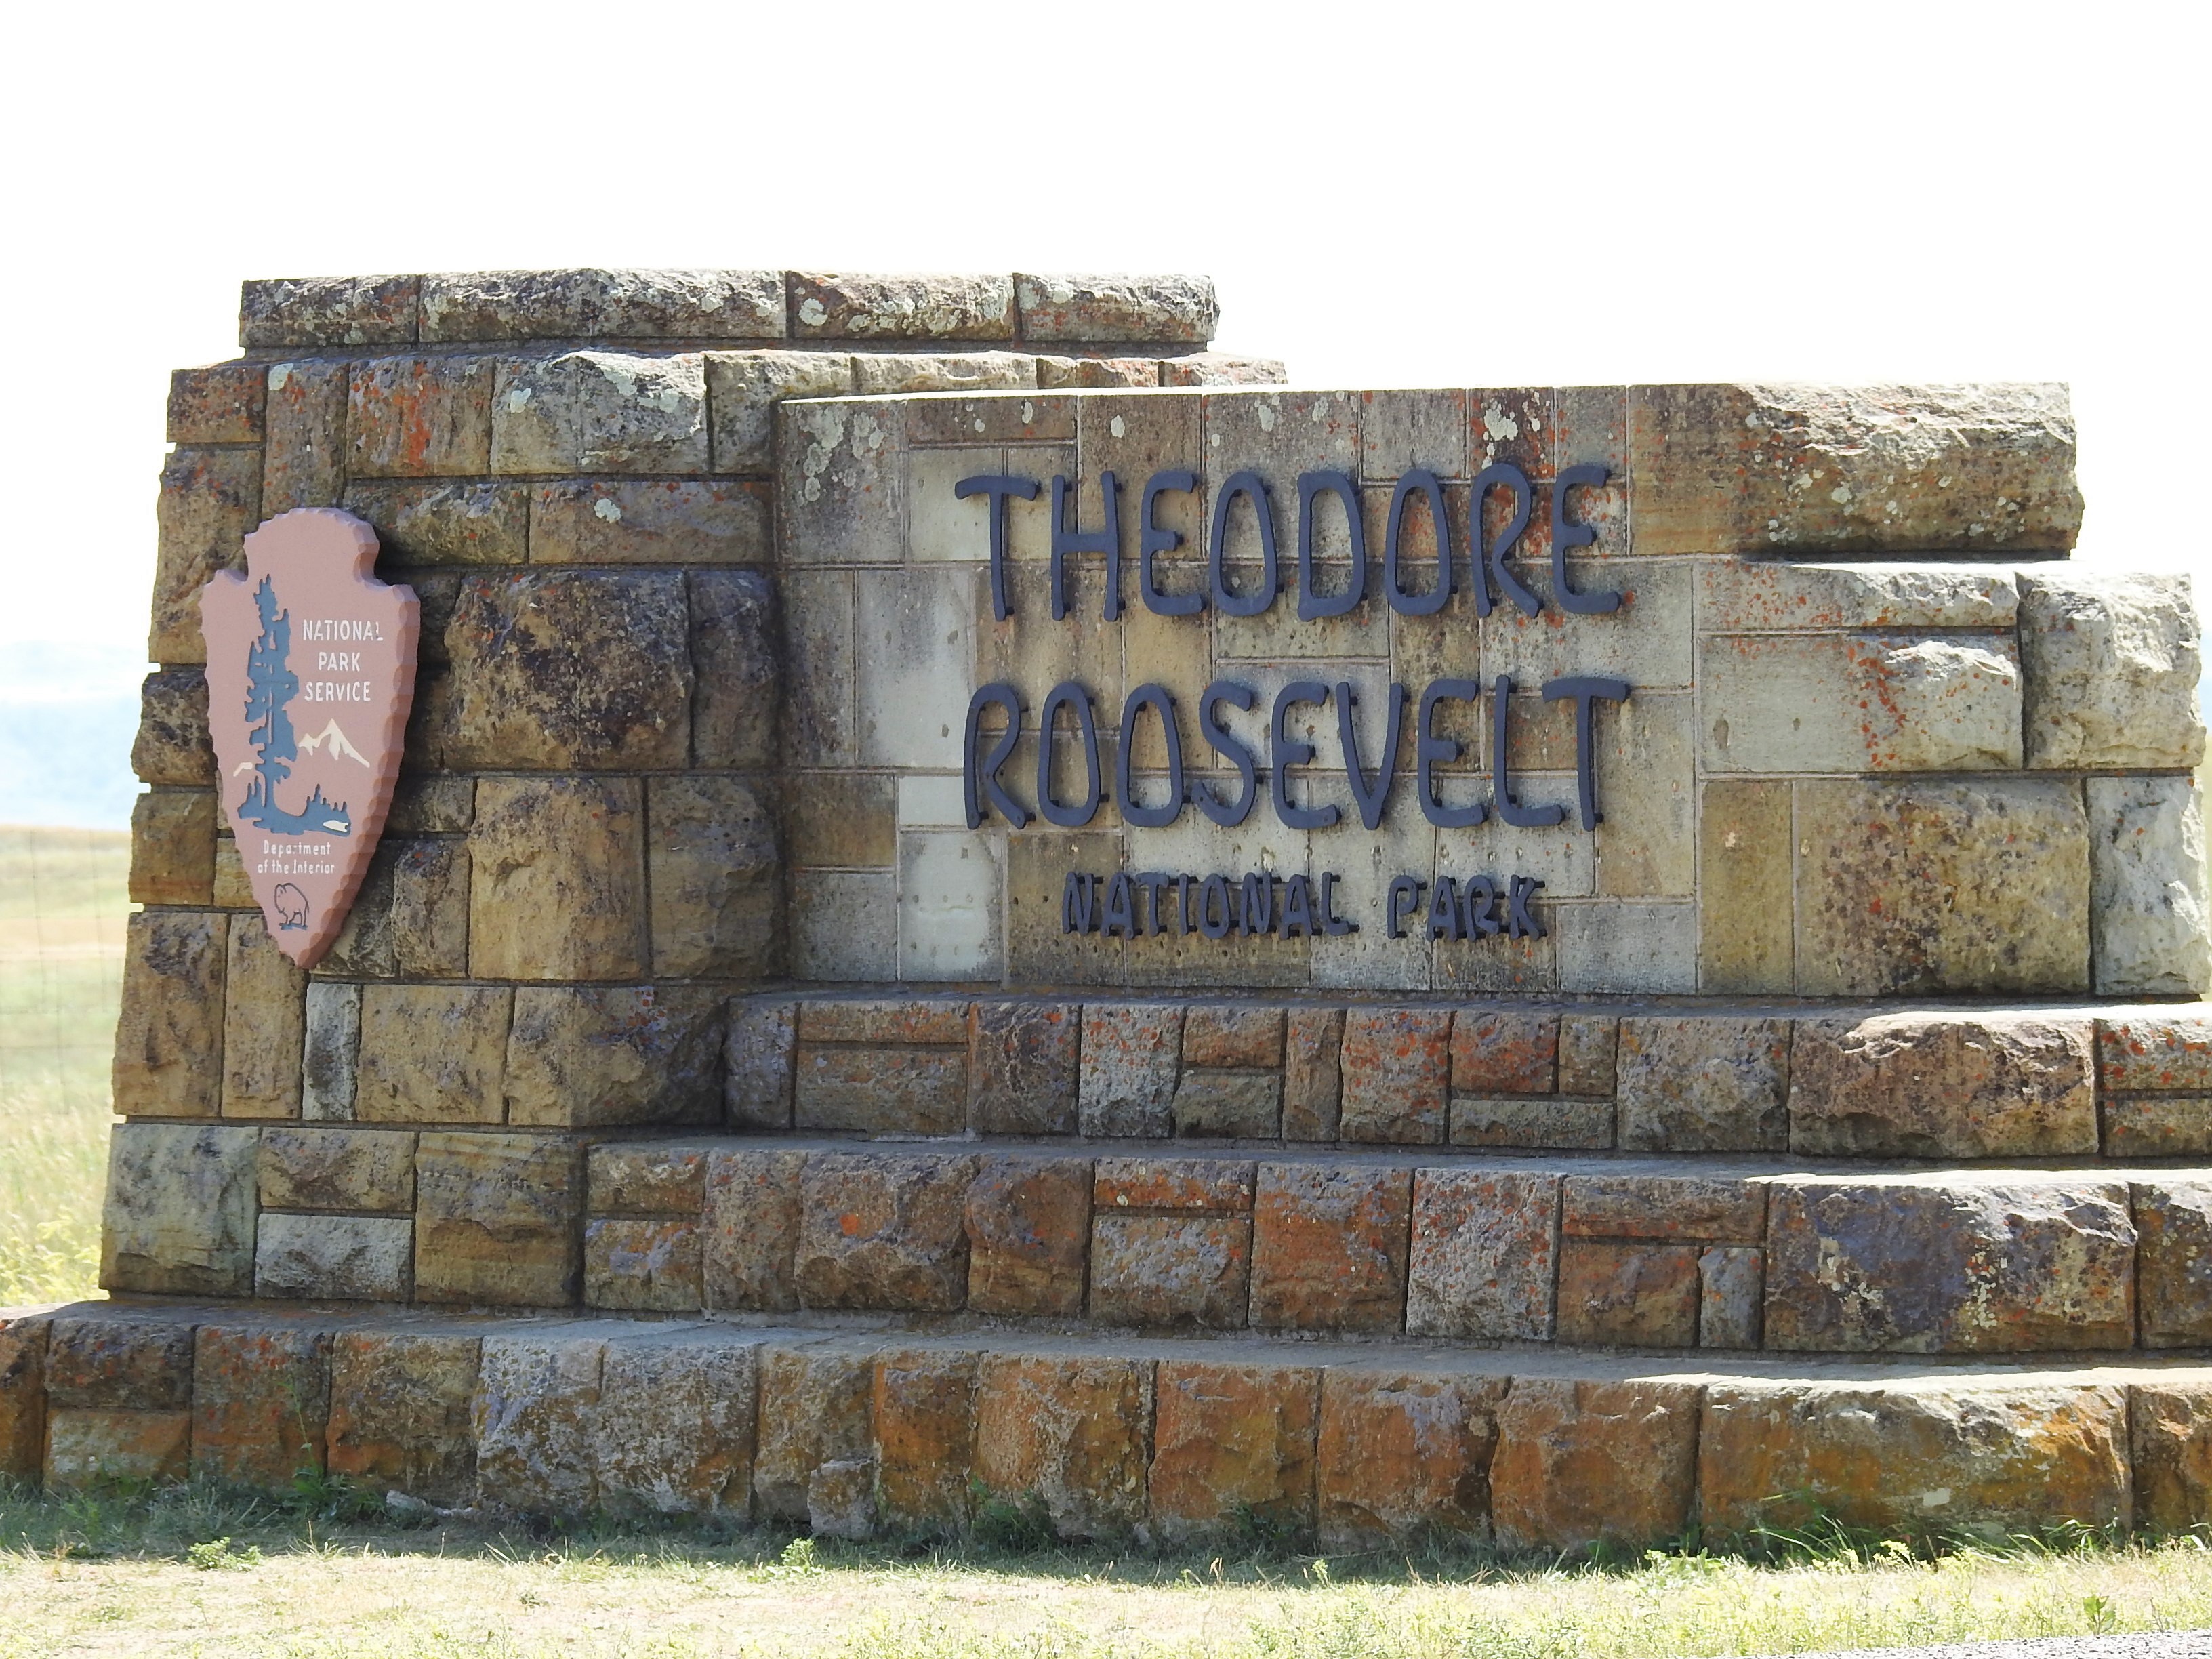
[0,824,127,1307]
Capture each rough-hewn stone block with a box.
[112,911,228,1117]
[968,1001,1079,1134]
[326,1330,480,1503]
[647,777,779,980]
[0,1315,47,1483]
[1788,1012,2096,1157]
[1616,1017,1790,1152]
[972,1355,1151,1539]
[241,274,418,348]
[583,1219,702,1311]
[45,1410,190,1488]
[354,984,510,1124]
[1700,1246,1764,1348]
[191,1325,331,1486]
[1491,1379,1700,1550]
[1765,1177,2135,1353]
[777,399,907,567]
[129,790,214,906]
[1556,1240,1699,1346]
[705,350,855,473]
[726,998,796,1130]
[796,1153,976,1311]
[100,1123,258,1295]
[2106,1097,2212,1158]
[754,1347,873,1522]
[966,1156,1090,1317]
[2020,571,2204,769]
[342,479,529,565]
[133,668,214,786]
[1182,1005,1284,1069]
[590,1141,707,1215]
[1450,1095,1614,1149]
[872,1347,979,1533]
[220,922,306,1119]
[491,350,709,474]
[346,356,493,476]
[262,359,346,514]
[1449,1011,1556,1094]
[1316,1370,1504,1549]
[1090,1214,1251,1330]
[1148,1361,1318,1540]
[596,1332,758,1516]
[795,1044,966,1136]
[254,1214,413,1300]
[1015,274,1216,344]
[1339,1009,1452,1143]
[530,478,769,566]
[45,1316,197,1409]
[687,569,779,768]
[851,351,1034,396]
[152,446,258,662]
[2089,776,2211,996]
[1161,353,1286,387]
[169,359,266,445]
[1406,1169,1558,1340]
[2101,1012,2212,1092]
[474,1332,602,1513]
[468,777,646,981]
[1172,1070,1282,1138]
[1250,1164,1410,1332]
[2135,1181,2212,1348]
[258,1126,415,1212]
[1554,1017,1616,1097]
[1560,1174,1764,1242]
[2133,1386,2212,1531]
[792,273,1014,341]
[421,268,784,342]
[1080,1004,1183,1136]
[413,1132,583,1306]
[506,984,723,1129]
[1696,559,2019,632]
[1282,1008,1345,1141]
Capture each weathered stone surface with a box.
[972,1355,1151,1539]
[491,350,709,474]
[241,274,418,347]
[1406,1170,1558,1340]
[725,998,796,1130]
[100,1123,258,1294]
[2021,571,2204,769]
[129,790,215,905]
[2089,777,2211,996]
[705,350,855,473]
[966,1156,1091,1317]
[1698,777,1793,993]
[0,1315,47,1483]
[851,352,1034,396]
[259,1126,414,1212]
[413,1132,583,1307]
[754,1347,873,1521]
[326,1330,480,1502]
[152,446,258,661]
[1700,1382,2129,1535]
[169,359,266,444]
[2102,1012,2212,1091]
[1555,1240,1699,1346]
[1560,1174,1765,1242]
[134,668,213,785]
[1491,1379,1700,1550]
[387,838,471,977]
[468,777,646,981]
[1449,1012,1557,1094]
[1181,1005,1283,1069]
[583,1219,701,1311]
[788,772,891,869]
[354,985,510,1124]
[1160,354,1287,386]
[1282,1008,1345,1141]
[791,870,896,981]
[421,268,784,342]
[474,1332,602,1513]
[703,1150,800,1318]
[795,1044,966,1136]
[1172,1070,1282,1138]
[968,1001,1079,1134]
[872,1347,979,1532]
[1080,1004,1184,1137]
[802,999,970,1044]
[342,479,529,565]
[387,776,476,835]
[1034,356,1161,389]
[808,1456,876,1539]
[648,777,779,980]
[531,478,769,566]
[1765,1177,2135,1353]
[1450,1095,1614,1149]
[220,921,307,1119]
[1700,1247,1764,1348]
[1250,1164,1411,1332]
[2134,1181,2212,1347]
[1789,1012,2095,1158]
[589,1141,706,1215]
[441,571,691,770]
[113,911,229,1116]
[2133,1386,2212,1531]
[1090,1215,1251,1330]
[1617,1017,1790,1152]
[687,569,778,768]
[45,1316,196,1408]
[346,356,494,476]
[777,399,908,566]
[1148,1361,1318,1540]
[1316,1370,1504,1549]
[262,359,347,514]
[596,1332,758,1516]
[255,1213,413,1300]
[1015,274,1216,343]
[1796,777,2091,996]
[1627,384,2081,554]
[796,1153,976,1311]
[1339,1009,1452,1143]
[1095,1158,1254,1212]
[45,1410,191,1487]
[191,1324,331,1486]
[792,273,1013,341]
[1697,559,2020,631]
[1701,633,2023,773]
[506,984,724,1129]
[2106,1097,2212,1158]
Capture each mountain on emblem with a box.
[199,508,418,969]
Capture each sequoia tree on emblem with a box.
[199,508,418,968]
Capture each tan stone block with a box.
[1160,354,1285,387]
[787,773,894,869]
[113,911,228,1118]
[2133,1181,2212,1348]
[1593,691,1695,896]
[469,777,646,981]
[1700,1246,1764,1348]
[254,1214,413,1300]
[506,984,724,1130]
[261,360,346,515]
[1282,1008,1344,1141]
[413,1132,583,1306]
[45,1315,196,1409]
[1406,1169,1557,1340]
[386,838,470,978]
[583,1219,702,1311]
[2133,1387,2212,1532]
[2090,776,2211,996]
[1617,1017,1790,1152]
[1148,1361,1318,1540]
[100,1122,258,1295]
[212,836,253,909]
[777,398,907,565]
[1701,633,2023,774]
[689,569,778,771]
[491,350,707,474]
[2021,571,2205,769]
[596,1331,758,1516]
[1789,1012,2096,1158]
[791,869,897,981]
[754,1347,874,1521]
[795,1045,966,1136]
[530,478,769,564]
[1250,1164,1410,1333]
[1316,1369,1504,1549]
[1016,274,1215,343]
[1006,831,1124,986]
[968,1001,1080,1135]
[473,1332,602,1513]
[589,1141,706,1215]
[1700,1382,2128,1535]
[2105,1097,2212,1158]
[387,776,476,836]
[966,1156,1091,1317]
[420,268,783,342]
[1698,778,1793,994]
[725,998,796,1130]
[241,274,418,348]
[699,1141,805,1309]
[796,1153,976,1312]
[972,1354,1151,1539]
[1090,1214,1251,1330]
[152,446,258,662]
[347,356,493,476]
[129,791,215,905]
[1172,1069,1281,1138]
[852,351,1033,396]
[1094,1156,1254,1212]
[1560,1174,1764,1242]
[1180,1005,1283,1069]
[1492,1379,1700,1550]
[0,1314,47,1484]
[706,350,855,473]
[169,359,266,445]
[1450,1094,1612,1149]
[1483,559,1693,689]
[220,921,306,1119]
[44,1409,191,1488]
[134,667,215,786]
[1696,558,2020,631]
[1555,1240,1698,1346]
[792,272,1013,341]
[326,1329,480,1503]
[258,1126,415,1211]
[872,1347,979,1533]
[191,1324,331,1488]
[342,479,529,565]
[1555,1012,1616,1097]
[1553,900,1692,995]
[354,985,510,1124]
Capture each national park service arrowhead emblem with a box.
[200,508,418,969]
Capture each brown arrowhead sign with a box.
[200,508,418,969]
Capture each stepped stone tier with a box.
[9,266,2210,1549]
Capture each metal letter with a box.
[1508,875,1547,939]
[1062,872,1098,935]
[1551,464,1621,615]
[1427,874,1463,941]
[1383,467,1452,616]
[1337,680,1407,832]
[1491,675,1565,829]
[1296,470,1366,621]
[1464,874,1500,937]
[1116,682,1185,830]
[1542,674,1633,831]
[1194,681,1258,827]
[1416,678,1483,830]
[1387,875,1425,939]
[1320,870,1356,935]
[1050,472,1120,621]
[1282,873,1316,938]
[1140,470,1202,617]
[1036,681,1102,829]
[1473,463,1539,618]
[1271,680,1340,831]
[1198,874,1233,940]
[1208,469,1279,618]
[956,474,1039,621]
[963,682,1028,829]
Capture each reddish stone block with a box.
[325,1330,480,1504]
[796,1153,977,1311]
[0,1314,47,1483]
[1450,1011,1558,1095]
[191,1324,332,1488]
[1282,1008,1345,1141]
[873,1347,979,1533]
[969,1001,1080,1134]
[2098,1012,2212,1091]
[754,1347,874,1522]
[2135,1181,2212,1347]
[1183,1005,1284,1069]
[801,998,970,1045]
[1080,1004,1185,1137]
[169,360,266,445]
[1555,1240,1700,1347]
[1560,1174,1765,1242]
[2133,1386,2212,1531]
[1149,1361,1319,1540]
[1316,1369,1505,1549]
[1338,1010,1451,1143]
[795,1044,967,1135]
[1406,1170,1559,1340]
[45,1316,196,1410]
[45,1410,191,1488]
[262,360,346,514]
[965,1156,1092,1317]
[703,1148,804,1312]
[1094,1156,1254,1212]
[972,1355,1151,1538]
[347,356,493,477]
[1250,1164,1412,1332]
[1491,1379,1701,1550]
[583,1219,703,1312]
[1090,1215,1252,1329]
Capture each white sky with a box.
[2,0,2203,653]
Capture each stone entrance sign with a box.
[8,268,2209,1549]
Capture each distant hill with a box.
[0,642,145,830]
